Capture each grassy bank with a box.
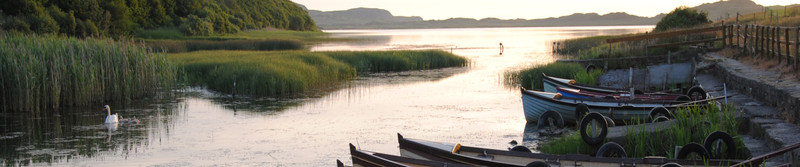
[0,33,177,113]
[540,102,748,159]
[504,62,602,90]
[169,50,468,96]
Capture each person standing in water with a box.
[499,43,504,55]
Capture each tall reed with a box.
[0,32,177,113]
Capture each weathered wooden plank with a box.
[648,38,723,48]
[606,26,724,43]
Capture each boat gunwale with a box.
[397,134,741,167]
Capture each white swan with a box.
[104,105,118,123]
[104,105,139,124]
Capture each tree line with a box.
[0,0,318,37]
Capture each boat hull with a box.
[521,89,682,124]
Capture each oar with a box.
[672,95,732,107]
[730,141,800,167]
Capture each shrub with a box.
[654,7,711,32]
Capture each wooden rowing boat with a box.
[521,88,685,124]
[349,143,471,167]
[397,133,739,167]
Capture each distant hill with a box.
[308,8,423,29]
[694,0,764,20]
[309,8,659,29]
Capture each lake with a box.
[0,26,653,166]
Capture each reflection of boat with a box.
[347,143,470,167]
[521,89,683,124]
[397,133,739,167]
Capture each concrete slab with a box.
[696,52,800,166]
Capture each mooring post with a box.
[668,51,671,64]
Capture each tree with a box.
[654,7,710,32]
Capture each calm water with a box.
[0,26,653,166]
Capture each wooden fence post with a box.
[756,25,761,55]
[795,27,799,69]
[723,24,728,47]
[775,27,783,64]
[744,24,749,53]
[786,27,791,65]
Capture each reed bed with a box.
[169,50,469,96]
[144,39,304,53]
[504,62,594,90]
[540,102,748,159]
[0,33,177,113]
[323,50,470,73]
[170,50,356,96]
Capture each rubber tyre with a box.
[580,112,608,146]
[510,145,532,153]
[661,162,682,167]
[674,95,691,102]
[703,131,736,159]
[596,142,627,158]
[648,107,673,122]
[652,116,670,123]
[526,161,549,167]
[575,103,590,124]
[537,110,565,130]
[603,116,616,127]
[676,142,710,160]
[687,86,707,101]
[585,65,596,73]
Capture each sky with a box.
[291,0,797,20]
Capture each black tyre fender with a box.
[652,116,670,123]
[575,103,589,124]
[676,142,710,160]
[648,107,673,122]
[703,131,736,159]
[687,86,707,101]
[525,161,549,167]
[596,142,627,158]
[585,64,597,73]
[510,145,532,153]
[674,95,691,102]
[580,112,608,146]
[661,162,682,167]
[537,110,565,130]
[603,116,616,127]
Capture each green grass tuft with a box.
[540,102,749,159]
[504,62,589,90]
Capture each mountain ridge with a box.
[305,0,784,29]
